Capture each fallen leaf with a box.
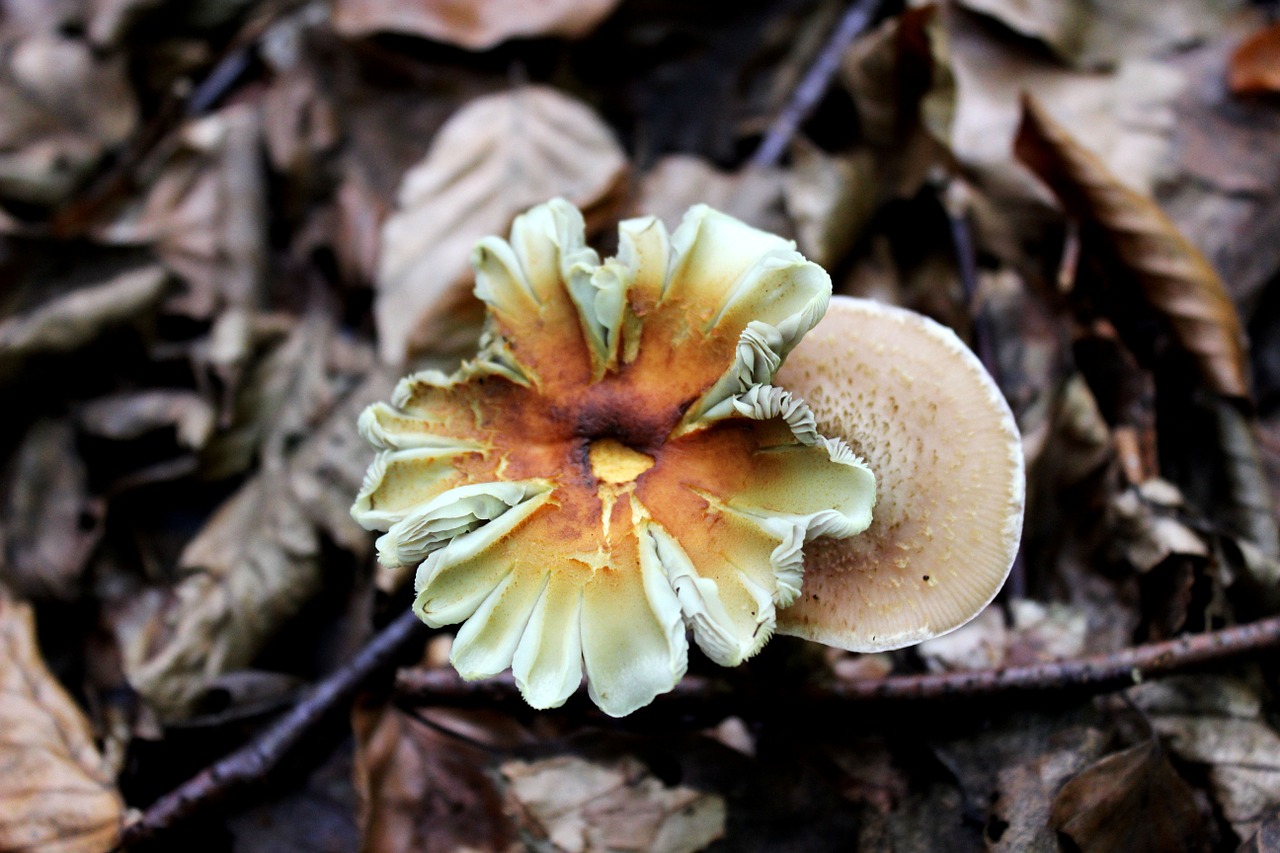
[0,593,125,852]
[635,155,787,236]
[501,754,726,853]
[1015,93,1251,399]
[1230,22,1280,96]
[0,420,102,600]
[785,142,878,268]
[332,0,621,49]
[1239,811,1280,853]
[353,703,522,853]
[0,263,168,381]
[916,599,1088,672]
[1130,675,1280,841]
[375,85,627,364]
[1049,739,1208,853]
[77,389,216,450]
[0,32,137,206]
[958,0,1237,70]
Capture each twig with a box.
[116,609,426,850]
[396,615,1280,713]
[750,0,882,168]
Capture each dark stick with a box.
[116,609,426,850]
[750,0,882,168]
[396,615,1280,711]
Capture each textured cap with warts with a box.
[775,296,1024,651]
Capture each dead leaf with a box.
[957,0,1237,70]
[332,0,622,50]
[0,420,102,600]
[0,593,125,852]
[1050,739,1208,852]
[1131,675,1280,841]
[77,389,216,450]
[0,32,138,206]
[501,754,726,853]
[785,142,878,268]
[635,155,787,237]
[375,85,627,364]
[1015,93,1251,399]
[1239,811,1280,853]
[352,703,522,853]
[0,263,168,381]
[916,599,1088,672]
[1230,22,1280,96]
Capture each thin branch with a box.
[396,615,1280,713]
[750,0,882,168]
[116,609,426,850]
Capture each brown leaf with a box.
[0,593,125,852]
[1131,676,1280,840]
[0,420,101,600]
[374,85,627,364]
[635,155,787,237]
[500,754,726,853]
[1239,811,1280,853]
[352,703,522,853]
[1050,739,1208,853]
[0,264,168,381]
[1231,21,1280,96]
[332,0,622,50]
[0,32,137,206]
[77,389,216,450]
[1015,93,1251,399]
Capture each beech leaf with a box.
[332,0,622,50]
[0,594,124,853]
[374,86,627,364]
[1015,93,1251,399]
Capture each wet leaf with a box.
[0,263,168,381]
[332,0,622,49]
[0,593,124,852]
[0,420,101,600]
[352,703,521,853]
[1131,676,1280,840]
[1050,739,1208,852]
[1015,94,1251,399]
[374,85,627,364]
[1230,22,1280,96]
[500,754,726,853]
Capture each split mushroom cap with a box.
[775,296,1025,652]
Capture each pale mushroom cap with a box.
[775,296,1025,652]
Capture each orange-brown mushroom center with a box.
[588,438,655,484]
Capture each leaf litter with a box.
[3,0,1280,850]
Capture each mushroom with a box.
[774,297,1025,651]
[352,199,876,717]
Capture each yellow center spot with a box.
[589,438,655,484]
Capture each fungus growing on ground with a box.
[776,297,1025,651]
[351,199,1022,716]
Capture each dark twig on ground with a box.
[396,615,1280,714]
[116,609,426,850]
[750,0,883,168]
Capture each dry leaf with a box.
[0,264,168,381]
[957,0,1237,70]
[0,420,101,601]
[77,389,216,450]
[785,142,878,269]
[0,32,137,206]
[501,754,726,853]
[635,155,787,236]
[1239,812,1280,853]
[0,593,125,852]
[1131,676,1280,840]
[1230,22,1280,95]
[1049,739,1208,853]
[352,704,522,853]
[375,85,627,364]
[332,0,621,50]
[1015,94,1251,399]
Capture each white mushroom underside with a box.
[775,296,1024,652]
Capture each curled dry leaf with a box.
[0,264,168,381]
[1015,94,1251,400]
[0,594,124,853]
[1230,22,1280,96]
[0,420,101,601]
[375,86,626,364]
[1131,675,1280,841]
[332,0,621,50]
[1049,739,1208,853]
[501,754,726,853]
[352,704,522,853]
[0,32,138,206]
